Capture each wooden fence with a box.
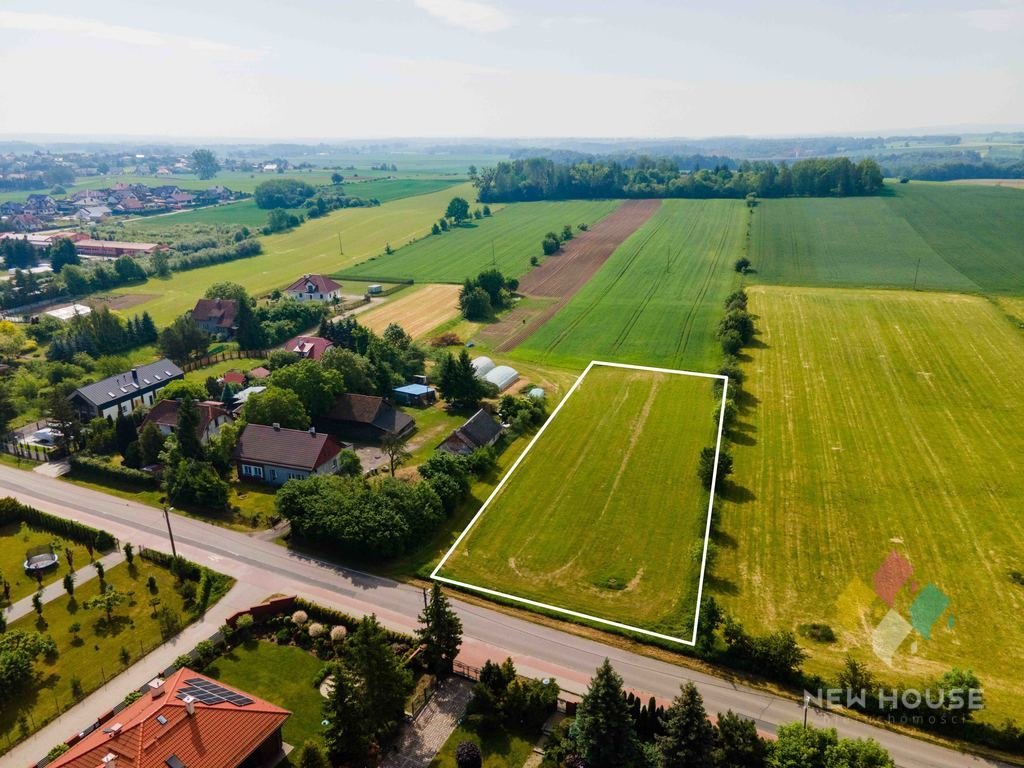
[181,349,272,373]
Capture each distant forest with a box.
[473,156,884,202]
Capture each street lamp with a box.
[803,692,812,728]
[160,497,177,558]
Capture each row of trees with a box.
[544,658,894,768]
[473,157,884,202]
[47,307,158,362]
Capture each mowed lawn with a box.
[439,364,718,638]
[205,640,325,750]
[516,199,745,371]
[750,183,1024,293]
[0,523,94,606]
[716,286,1024,722]
[110,182,476,325]
[341,200,620,283]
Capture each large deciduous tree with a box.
[191,149,221,180]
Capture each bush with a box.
[430,333,461,348]
[330,625,347,643]
[308,622,325,638]
[69,454,160,487]
[292,610,309,625]
[276,627,292,644]
[254,178,315,209]
[734,257,751,274]
[456,741,482,768]
[798,623,837,643]
[541,233,560,255]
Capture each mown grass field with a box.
[110,182,476,325]
[751,183,1024,293]
[438,364,718,638]
[128,178,460,231]
[341,200,620,283]
[0,523,94,606]
[515,199,745,371]
[205,640,325,750]
[716,286,1024,723]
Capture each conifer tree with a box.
[571,659,640,768]
[655,683,715,768]
[417,582,463,676]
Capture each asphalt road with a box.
[0,463,1012,768]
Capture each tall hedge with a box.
[0,497,117,551]
[69,454,161,487]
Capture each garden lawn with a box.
[437,364,719,639]
[716,286,1024,724]
[0,523,94,607]
[182,356,268,384]
[0,559,194,752]
[429,721,535,768]
[516,199,745,371]
[108,183,476,326]
[205,640,326,749]
[341,200,620,283]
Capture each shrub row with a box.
[69,454,160,487]
[292,597,412,648]
[0,496,117,551]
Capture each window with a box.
[269,469,277,481]
[241,464,264,478]
[121,402,131,415]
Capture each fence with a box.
[2,439,59,463]
[181,348,272,373]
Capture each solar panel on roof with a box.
[176,679,253,706]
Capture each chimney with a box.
[183,695,195,716]
[131,368,139,384]
[309,426,316,437]
[272,422,280,431]
[101,753,118,768]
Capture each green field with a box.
[515,199,745,370]
[109,182,476,325]
[341,200,620,283]
[716,286,1024,722]
[751,183,1024,293]
[128,178,460,231]
[0,523,94,607]
[438,364,718,638]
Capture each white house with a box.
[284,274,342,303]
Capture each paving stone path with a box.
[381,677,475,768]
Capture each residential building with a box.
[68,359,184,420]
[45,667,290,768]
[233,423,344,485]
[439,408,503,455]
[74,205,112,222]
[141,400,232,444]
[285,335,333,361]
[229,386,266,415]
[191,297,239,338]
[284,274,342,303]
[316,393,415,443]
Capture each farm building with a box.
[45,304,91,321]
[316,393,415,442]
[285,274,342,303]
[484,365,520,392]
[68,359,183,420]
[439,409,503,455]
[392,383,437,406]
[141,399,232,444]
[471,356,496,377]
[233,423,344,486]
[44,667,290,768]
[229,385,266,415]
[73,238,165,258]
[190,297,238,338]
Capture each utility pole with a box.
[161,498,177,558]
[491,240,496,269]
[912,256,921,291]
[338,233,343,256]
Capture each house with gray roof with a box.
[438,409,503,455]
[68,359,184,421]
[232,423,344,486]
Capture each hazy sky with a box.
[1,0,1022,139]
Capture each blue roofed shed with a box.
[392,383,437,406]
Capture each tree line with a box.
[473,156,884,202]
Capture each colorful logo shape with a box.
[867,551,951,666]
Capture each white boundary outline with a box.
[431,360,729,646]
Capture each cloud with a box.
[412,0,512,33]
[960,2,1024,32]
[0,10,266,62]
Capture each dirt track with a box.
[479,199,661,351]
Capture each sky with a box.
[0,0,1022,139]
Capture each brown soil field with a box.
[90,294,161,311]
[479,199,662,351]
[357,283,461,339]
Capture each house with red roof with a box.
[285,335,334,362]
[141,400,232,444]
[190,298,239,339]
[284,274,341,303]
[46,667,290,768]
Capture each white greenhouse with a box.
[484,365,520,392]
[472,356,496,377]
